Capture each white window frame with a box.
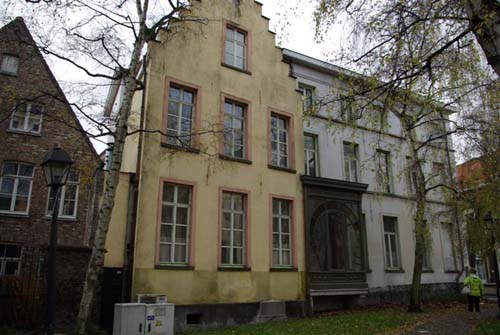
[221,192,246,267]
[376,150,391,193]
[406,156,418,195]
[9,103,43,134]
[298,84,314,112]
[0,54,19,75]
[223,100,246,159]
[440,222,458,272]
[0,162,34,215]
[224,26,247,70]
[271,114,289,168]
[343,142,359,182]
[304,133,318,176]
[383,216,401,270]
[272,199,292,268]
[159,183,192,265]
[166,85,195,147]
[45,169,80,219]
[0,243,22,276]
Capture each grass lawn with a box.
[473,320,500,335]
[181,309,418,335]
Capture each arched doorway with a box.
[310,203,363,272]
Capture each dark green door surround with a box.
[301,175,369,296]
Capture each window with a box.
[340,95,355,122]
[343,142,358,182]
[1,55,19,75]
[406,156,418,194]
[0,162,33,214]
[304,134,318,176]
[224,26,247,70]
[221,192,246,267]
[9,103,43,134]
[223,100,246,159]
[271,114,289,168]
[432,162,447,186]
[383,216,401,270]
[0,244,21,276]
[272,198,293,268]
[159,183,192,265]
[441,222,458,272]
[376,150,391,193]
[46,169,80,218]
[298,84,314,112]
[422,231,432,271]
[166,85,196,147]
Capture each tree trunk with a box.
[408,194,426,312]
[465,0,500,78]
[76,35,145,335]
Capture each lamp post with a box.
[41,144,73,335]
[484,211,500,320]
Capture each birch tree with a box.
[310,0,498,312]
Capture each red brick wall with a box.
[0,18,102,249]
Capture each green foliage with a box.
[0,326,31,335]
[181,309,417,335]
[472,320,500,335]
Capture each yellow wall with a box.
[131,0,306,304]
[104,172,131,268]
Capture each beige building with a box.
[103,0,306,330]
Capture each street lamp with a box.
[41,144,73,335]
[484,211,500,320]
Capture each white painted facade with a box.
[285,49,461,291]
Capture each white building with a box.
[283,49,461,308]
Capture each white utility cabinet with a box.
[113,303,175,335]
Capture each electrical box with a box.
[137,294,167,304]
[113,303,175,335]
[113,303,147,335]
[145,303,175,334]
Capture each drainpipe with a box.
[441,112,465,285]
[122,54,148,302]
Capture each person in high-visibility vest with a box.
[463,268,484,316]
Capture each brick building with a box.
[0,17,102,328]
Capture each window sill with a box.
[0,71,17,77]
[7,129,42,137]
[43,215,77,222]
[0,212,29,218]
[218,266,251,272]
[268,164,296,174]
[161,142,200,154]
[155,264,194,271]
[270,267,298,272]
[422,269,434,273]
[445,270,460,274]
[385,269,405,273]
[221,63,252,75]
[219,154,252,165]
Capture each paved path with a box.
[401,303,496,335]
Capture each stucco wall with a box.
[131,0,306,304]
[292,61,459,289]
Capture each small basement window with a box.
[186,313,202,325]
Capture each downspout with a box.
[123,54,148,302]
[441,112,465,284]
